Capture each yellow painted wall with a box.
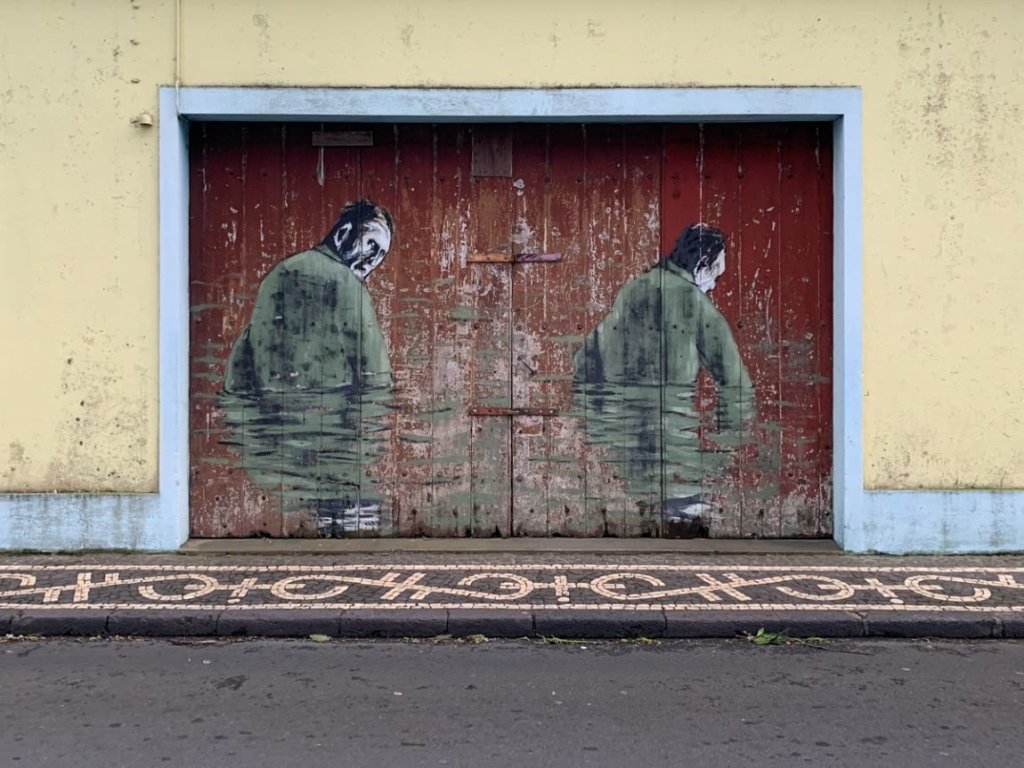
[1,0,173,492]
[1,0,1022,492]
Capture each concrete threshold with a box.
[181,537,841,556]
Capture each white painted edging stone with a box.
[3,87,1021,553]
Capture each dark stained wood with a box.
[468,128,513,536]
[471,125,514,178]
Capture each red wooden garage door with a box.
[189,122,832,538]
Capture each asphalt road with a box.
[2,637,1022,767]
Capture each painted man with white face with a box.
[225,199,394,394]
[221,199,396,536]
[573,223,754,537]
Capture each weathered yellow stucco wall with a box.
[1,1,173,492]
[1,0,1022,492]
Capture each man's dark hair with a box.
[664,223,726,275]
[321,199,395,261]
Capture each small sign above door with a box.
[312,130,374,147]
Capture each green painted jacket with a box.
[576,260,753,416]
[573,260,755,498]
[225,245,391,394]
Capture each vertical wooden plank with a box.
[661,125,703,237]
[350,124,399,536]
[431,125,475,536]
[543,124,593,536]
[273,122,330,536]
[736,125,784,538]
[579,124,635,537]
[233,123,288,537]
[777,123,826,537]
[310,125,363,536]
[620,124,664,536]
[283,122,328,537]
[188,121,215,535]
[816,126,835,535]
[695,124,746,537]
[469,125,513,536]
[660,124,703,538]
[190,123,287,537]
[188,122,229,536]
[510,124,551,536]
[388,124,440,534]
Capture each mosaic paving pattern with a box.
[3,564,1024,612]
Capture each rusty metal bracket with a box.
[469,406,559,417]
[467,252,562,264]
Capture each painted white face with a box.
[347,219,392,280]
[695,249,726,293]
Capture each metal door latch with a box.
[469,406,558,417]
[467,252,562,264]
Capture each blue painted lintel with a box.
[176,86,854,123]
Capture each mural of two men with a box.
[221,200,754,538]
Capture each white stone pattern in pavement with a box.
[3,565,1024,611]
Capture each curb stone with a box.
[664,610,867,639]
[336,609,449,638]
[1,608,1023,639]
[216,610,343,638]
[534,609,668,639]
[665,611,785,639]
[995,615,1024,638]
[11,610,109,637]
[862,612,1000,639]
[107,610,221,637]
[446,609,533,638]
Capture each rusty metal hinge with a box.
[469,406,559,417]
